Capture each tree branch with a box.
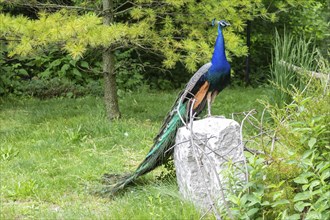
[6,2,98,12]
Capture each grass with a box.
[0,86,270,219]
[270,31,319,107]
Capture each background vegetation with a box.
[0,0,329,219]
[1,0,329,96]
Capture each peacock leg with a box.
[207,90,224,118]
[211,90,219,103]
[211,90,225,118]
[207,92,212,117]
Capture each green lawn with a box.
[0,87,270,219]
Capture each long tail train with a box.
[104,103,188,195]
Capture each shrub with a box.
[0,46,149,97]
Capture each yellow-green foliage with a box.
[0,11,148,59]
[0,0,284,71]
[0,0,316,71]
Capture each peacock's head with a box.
[212,19,230,28]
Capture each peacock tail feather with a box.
[106,102,188,195]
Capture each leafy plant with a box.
[227,155,293,219]
[285,97,330,219]
[226,92,329,219]
[0,44,104,97]
[9,180,39,199]
[0,145,19,161]
[0,43,150,97]
[115,49,145,91]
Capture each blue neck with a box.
[211,25,227,66]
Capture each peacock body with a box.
[107,20,231,195]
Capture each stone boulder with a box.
[174,117,247,209]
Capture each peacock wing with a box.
[153,62,212,142]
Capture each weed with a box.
[0,146,19,161]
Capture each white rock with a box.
[174,117,247,209]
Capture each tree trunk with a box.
[103,49,120,119]
[102,0,120,119]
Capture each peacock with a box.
[105,20,231,195]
